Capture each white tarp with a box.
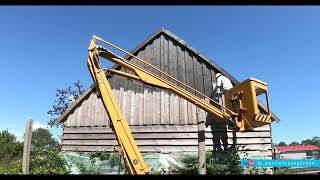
[60,151,187,174]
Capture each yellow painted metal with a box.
[87,37,149,175]
[224,78,272,131]
[86,35,273,174]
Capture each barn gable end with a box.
[57,28,276,160]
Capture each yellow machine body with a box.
[224,78,272,131]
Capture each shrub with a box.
[175,150,244,175]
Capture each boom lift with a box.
[87,35,273,175]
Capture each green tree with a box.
[0,130,23,174]
[277,142,287,146]
[47,80,85,127]
[301,136,320,147]
[0,130,23,164]
[29,149,69,175]
[29,128,69,174]
[289,141,300,146]
[31,128,59,154]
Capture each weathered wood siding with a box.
[62,125,272,158]
[62,32,273,159]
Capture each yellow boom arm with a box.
[87,35,272,175]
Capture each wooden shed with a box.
[55,28,279,159]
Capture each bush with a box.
[274,168,293,175]
[244,167,269,175]
[29,149,70,175]
[175,150,244,175]
[0,160,22,175]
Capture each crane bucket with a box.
[224,78,272,131]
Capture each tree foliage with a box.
[0,130,23,164]
[277,142,287,146]
[47,80,85,127]
[301,136,320,147]
[31,128,59,154]
[28,128,69,174]
[289,141,300,146]
[30,149,69,175]
[0,129,69,175]
[175,150,243,175]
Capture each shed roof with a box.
[274,145,319,152]
[55,27,280,125]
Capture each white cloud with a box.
[32,121,49,130]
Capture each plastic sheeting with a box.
[60,151,191,174]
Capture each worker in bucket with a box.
[214,72,233,105]
[214,72,235,130]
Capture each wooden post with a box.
[22,118,33,174]
[197,109,206,175]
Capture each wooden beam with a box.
[22,118,32,174]
[197,110,206,175]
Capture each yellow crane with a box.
[87,35,273,175]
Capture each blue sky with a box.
[0,6,319,144]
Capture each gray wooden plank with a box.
[184,52,196,125]
[140,48,151,125]
[144,42,157,125]
[177,46,188,125]
[63,132,271,140]
[62,144,272,153]
[153,37,161,77]
[83,94,90,127]
[84,97,90,127]
[161,35,170,80]
[77,99,84,127]
[137,82,144,126]
[193,57,206,131]
[155,88,161,125]
[63,124,271,134]
[169,41,180,125]
[82,98,88,127]
[62,138,272,146]
[145,86,153,125]
[145,42,154,73]
[130,80,137,125]
[202,63,213,126]
[161,90,170,125]
[185,53,195,94]
[136,51,145,126]
[69,112,75,127]
[159,35,170,125]
[202,63,213,98]
[177,46,186,89]
[153,37,161,125]
[125,77,132,124]
[96,94,104,126]
[168,40,178,84]
[77,99,86,127]
[66,111,72,127]
[89,93,95,126]
[91,93,98,126]
[152,87,157,125]
[193,56,204,97]
[118,77,125,117]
